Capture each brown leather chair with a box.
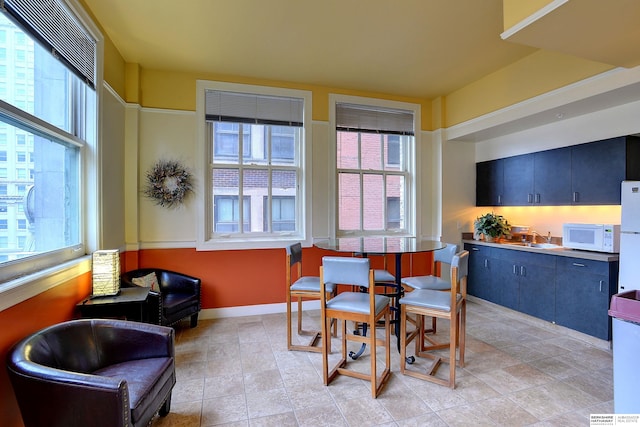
[6,319,176,427]
[121,268,201,328]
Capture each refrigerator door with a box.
[621,181,640,232]
[619,232,640,292]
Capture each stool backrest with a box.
[321,256,370,288]
[287,242,303,266]
[450,250,469,296]
[434,243,458,265]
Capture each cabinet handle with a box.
[520,265,526,276]
[498,195,502,204]
[513,265,518,275]
[600,280,605,292]
[572,263,585,267]
[573,192,579,203]
[471,247,479,251]
[535,193,541,204]
[527,194,533,204]
[484,259,488,268]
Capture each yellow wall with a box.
[444,50,613,127]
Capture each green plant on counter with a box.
[474,212,510,240]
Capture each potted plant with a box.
[474,212,510,242]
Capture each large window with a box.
[333,98,416,237]
[197,81,311,249]
[0,0,96,282]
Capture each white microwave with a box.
[562,223,620,253]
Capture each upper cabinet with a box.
[476,159,503,206]
[476,136,640,206]
[571,136,640,205]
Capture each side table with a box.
[77,287,150,322]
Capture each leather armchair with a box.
[7,319,175,427]
[121,268,201,328]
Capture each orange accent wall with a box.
[0,272,92,427]
[124,246,435,309]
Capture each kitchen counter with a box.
[462,239,619,262]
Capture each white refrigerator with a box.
[619,180,640,292]
[612,180,640,414]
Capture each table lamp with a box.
[92,249,121,296]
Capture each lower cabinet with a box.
[464,243,617,340]
[555,257,619,340]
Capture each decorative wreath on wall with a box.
[143,160,194,208]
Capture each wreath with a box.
[143,160,193,208]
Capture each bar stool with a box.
[286,243,336,353]
[399,250,468,388]
[320,256,392,398]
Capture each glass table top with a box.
[314,237,446,254]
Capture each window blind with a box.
[2,0,96,88]
[336,103,414,136]
[205,90,304,127]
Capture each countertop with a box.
[462,239,619,262]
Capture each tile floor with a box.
[151,299,613,427]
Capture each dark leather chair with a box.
[7,319,175,427]
[121,268,201,328]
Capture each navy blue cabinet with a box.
[476,160,503,206]
[465,243,498,302]
[555,257,618,340]
[465,242,617,340]
[502,155,534,206]
[571,136,640,205]
[492,248,556,321]
[476,135,640,206]
[533,148,572,205]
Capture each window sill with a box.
[0,255,91,312]
[197,235,312,251]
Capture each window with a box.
[214,195,250,232]
[0,150,5,161]
[197,81,312,250]
[331,96,417,237]
[0,1,97,281]
[0,202,6,212]
[265,196,295,231]
[0,219,6,229]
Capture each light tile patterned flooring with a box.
[152,299,613,427]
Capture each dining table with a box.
[314,236,447,358]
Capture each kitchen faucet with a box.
[531,231,552,243]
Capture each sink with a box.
[529,243,563,249]
[502,242,563,250]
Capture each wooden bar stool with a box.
[399,250,468,388]
[286,243,336,353]
[320,256,392,398]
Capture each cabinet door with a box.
[533,148,572,205]
[555,258,612,340]
[494,257,519,310]
[502,154,534,205]
[465,244,498,302]
[476,160,503,206]
[518,260,556,322]
[571,137,625,205]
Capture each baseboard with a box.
[199,300,320,319]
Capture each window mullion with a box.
[238,124,245,233]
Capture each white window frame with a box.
[195,80,312,250]
[0,0,102,310]
[328,94,419,239]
